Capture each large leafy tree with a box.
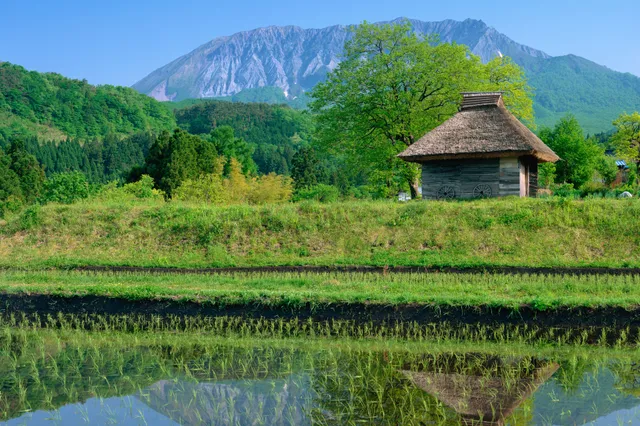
[310,20,533,197]
[611,112,640,167]
[539,115,603,188]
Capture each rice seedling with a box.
[1,270,640,312]
[11,325,639,424]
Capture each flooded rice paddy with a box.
[0,315,639,425]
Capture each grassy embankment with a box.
[1,197,639,269]
[1,198,639,319]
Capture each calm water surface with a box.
[1,332,639,425]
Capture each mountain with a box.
[0,62,176,143]
[133,18,640,134]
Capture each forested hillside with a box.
[0,62,176,142]
[0,62,316,180]
[19,132,155,183]
[528,55,640,133]
[174,101,314,174]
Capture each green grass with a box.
[1,197,639,269]
[2,270,640,310]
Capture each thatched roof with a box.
[398,92,559,163]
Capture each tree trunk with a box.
[409,177,420,200]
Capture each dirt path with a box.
[72,264,640,276]
[2,293,639,329]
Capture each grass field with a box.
[2,270,639,310]
[1,197,639,269]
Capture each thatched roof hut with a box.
[398,92,559,199]
[399,355,559,425]
[399,92,558,163]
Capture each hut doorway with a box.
[519,159,529,197]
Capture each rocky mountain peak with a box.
[133,18,549,102]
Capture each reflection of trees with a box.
[2,330,640,425]
[307,350,458,425]
[554,356,594,393]
[609,361,640,397]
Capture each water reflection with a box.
[397,353,559,425]
[139,376,314,425]
[1,336,640,425]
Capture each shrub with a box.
[122,175,163,199]
[247,173,293,205]
[538,163,556,189]
[579,181,608,198]
[172,160,292,205]
[95,175,165,202]
[596,156,619,186]
[0,195,23,218]
[551,183,581,198]
[173,174,226,204]
[293,184,340,203]
[40,172,89,204]
[16,204,41,231]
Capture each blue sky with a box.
[2,0,638,86]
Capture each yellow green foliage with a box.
[173,158,292,205]
[173,174,226,204]
[94,175,165,202]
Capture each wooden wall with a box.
[421,156,537,199]
[499,157,520,197]
[421,158,500,199]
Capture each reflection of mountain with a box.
[137,375,316,426]
[397,354,558,425]
[532,368,640,425]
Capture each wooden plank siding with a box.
[420,156,542,199]
[421,159,500,199]
[499,157,521,197]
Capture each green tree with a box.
[40,172,90,204]
[538,162,556,189]
[0,148,23,215]
[477,56,534,126]
[539,116,603,188]
[310,20,533,198]
[208,125,257,176]
[611,112,640,167]
[142,129,219,196]
[7,138,45,203]
[595,156,619,186]
[291,146,326,190]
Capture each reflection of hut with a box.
[398,92,559,199]
[398,354,559,425]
